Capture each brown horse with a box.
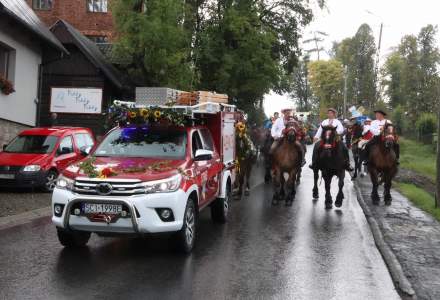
[367,124,398,205]
[312,126,346,209]
[234,134,257,200]
[271,129,302,206]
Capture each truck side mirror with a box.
[194,149,213,161]
[80,146,92,156]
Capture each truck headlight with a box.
[23,165,41,172]
[56,175,74,190]
[142,174,182,194]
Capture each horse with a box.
[271,128,302,206]
[348,123,364,179]
[234,134,257,200]
[250,126,267,164]
[312,126,346,209]
[367,123,398,206]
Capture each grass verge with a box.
[400,138,436,181]
[396,182,440,222]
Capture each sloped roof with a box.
[52,20,124,90]
[0,0,67,53]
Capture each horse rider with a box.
[362,109,400,165]
[270,108,306,166]
[309,108,354,171]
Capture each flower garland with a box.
[0,75,15,95]
[78,158,191,179]
[78,157,117,178]
[107,102,187,128]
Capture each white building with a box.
[0,0,66,147]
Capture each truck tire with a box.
[176,199,197,253]
[211,183,231,224]
[57,228,91,247]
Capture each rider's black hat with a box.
[373,109,387,116]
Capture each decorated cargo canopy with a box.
[106,97,236,166]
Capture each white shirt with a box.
[271,117,285,139]
[370,119,391,136]
[362,124,371,135]
[314,118,344,139]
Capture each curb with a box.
[353,183,416,299]
[0,206,52,231]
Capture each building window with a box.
[87,0,108,13]
[86,35,109,44]
[33,0,53,10]
[0,44,15,82]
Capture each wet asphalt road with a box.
[0,149,400,300]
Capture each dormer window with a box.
[87,0,108,13]
[33,0,53,10]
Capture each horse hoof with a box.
[244,190,250,196]
[325,203,333,209]
[285,200,293,207]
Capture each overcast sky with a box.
[263,0,440,117]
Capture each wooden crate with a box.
[197,91,228,104]
[176,92,198,105]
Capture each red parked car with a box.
[0,127,95,192]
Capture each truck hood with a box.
[64,156,188,182]
[0,152,50,167]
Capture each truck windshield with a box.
[94,126,187,159]
[4,135,58,154]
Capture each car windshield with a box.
[94,126,187,159]
[4,135,58,154]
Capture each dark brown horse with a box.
[367,124,398,205]
[312,126,346,209]
[349,123,364,179]
[234,134,257,199]
[271,129,302,206]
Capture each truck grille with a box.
[74,179,145,196]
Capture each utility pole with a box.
[436,82,440,208]
[374,23,384,103]
[343,65,348,119]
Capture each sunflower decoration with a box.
[140,108,149,119]
[129,111,137,119]
[236,122,246,138]
[154,110,161,119]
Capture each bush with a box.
[416,113,437,143]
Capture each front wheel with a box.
[57,228,91,247]
[43,170,58,192]
[176,200,197,253]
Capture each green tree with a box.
[417,25,440,113]
[111,0,194,89]
[382,52,405,108]
[308,59,344,117]
[333,24,376,111]
[290,55,314,111]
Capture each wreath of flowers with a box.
[0,75,15,95]
[107,102,188,128]
[78,157,191,179]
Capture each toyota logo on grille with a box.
[96,183,113,195]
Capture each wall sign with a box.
[50,87,102,114]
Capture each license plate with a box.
[82,203,122,214]
[0,174,15,179]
